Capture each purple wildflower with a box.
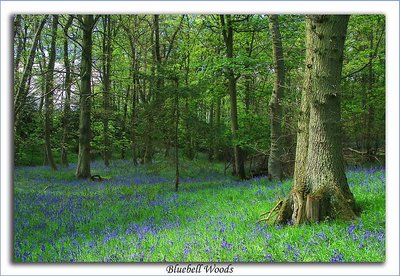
[183,243,192,255]
[221,238,233,250]
[265,253,273,262]
[330,249,344,262]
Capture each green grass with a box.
[14,159,385,262]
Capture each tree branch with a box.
[342,24,385,79]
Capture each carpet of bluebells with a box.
[14,159,385,262]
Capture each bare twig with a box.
[257,199,283,223]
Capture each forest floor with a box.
[14,158,385,262]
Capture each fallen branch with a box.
[43,185,51,192]
[344,147,383,163]
[257,199,283,223]
[260,210,272,217]
[345,147,367,155]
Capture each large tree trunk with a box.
[61,15,73,167]
[220,15,246,180]
[43,15,58,171]
[76,15,94,179]
[267,15,284,180]
[279,17,313,225]
[277,15,357,224]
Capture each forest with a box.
[14,14,385,262]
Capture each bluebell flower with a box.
[265,253,273,262]
[330,249,344,262]
[183,243,192,255]
[348,223,356,235]
[221,238,233,250]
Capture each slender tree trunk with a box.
[76,15,94,179]
[280,17,313,224]
[14,16,47,124]
[214,97,221,160]
[61,16,73,167]
[43,15,58,171]
[143,15,162,164]
[14,16,27,83]
[174,79,180,192]
[183,52,195,160]
[220,15,245,179]
[124,17,139,165]
[208,102,214,161]
[121,86,129,159]
[131,45,138,164]
[102,15,112,167]
[268,15,285,180]
[131,82,138,164]
[37,43,46,113]
[184,98,194,160]
[244,29,255,114]
[154,15,162,92]
[365,31,375,161]
[277,15,357,224]
[13,15,22,39]
[244,77,251,114]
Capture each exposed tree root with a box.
[259,187,358,226]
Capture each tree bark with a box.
[220,15,245,180]
[123,16,139,165]
[61,15,73,167]
[43,15,58,171]
[102,15,112,166]
[13,15,27,83]
[208,102,214,161]
[131,39,138,165]
[365,30,375,161]
[121,85,129,159]
[280,16,313,225]
[244,28,255,114]
[183,49,194,160]
[143,15,162,164]
[14,16,47,123]
[267,15,285,180]
[76,15,94,179]
[277,15,357,224]
[174,79,180,192]
[214,96,221,160]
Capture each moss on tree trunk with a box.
[277,15,357,225]
[76,15,94,179]
[268,15,285,181]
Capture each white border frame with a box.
[1,1,399,275]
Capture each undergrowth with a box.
[13,159,385,262]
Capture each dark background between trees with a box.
[13,14,385,178]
